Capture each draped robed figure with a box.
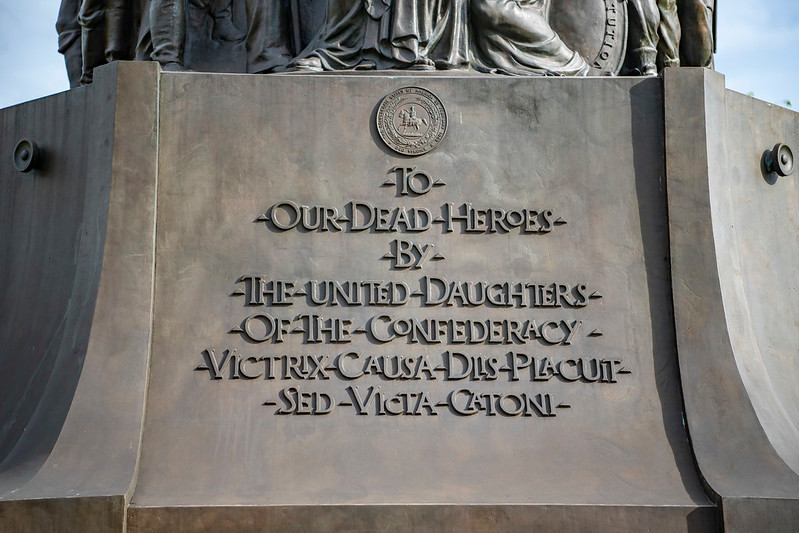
[294,0,589,76]
[469,0,589,75]
[58,0,716,80]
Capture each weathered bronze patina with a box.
[57,0,716,80]
[1,61,798,532]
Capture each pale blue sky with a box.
[0,0,797,109]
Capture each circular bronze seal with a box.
[376,87,447,156]
[550,0,628,75]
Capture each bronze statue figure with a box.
[60,0,718,81]
[290,0,375,71]
[678,0,715,67]
[148,0,186,70]
[77,0,136,83]
[296,0,591,75]
[469,0,591,76]
[363,0,470,70]
[624,0,680,75]
[56,0,83,87]
[245,0,293,73]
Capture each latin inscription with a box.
[194,167,627,416]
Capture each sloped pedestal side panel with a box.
[664,68,799,532]
[125,72,714,531]
[0,62,160,532]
